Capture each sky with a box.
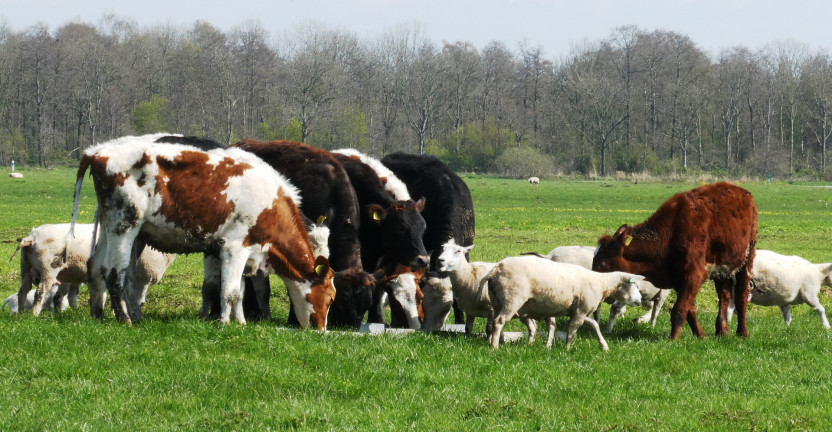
[1,0,831,59]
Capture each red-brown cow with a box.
[592,182,757,340]
[71,133,335,328]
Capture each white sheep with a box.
[727,249,832,329]
[526,245,669,331]
[487,256,643,350]
[2,284,72,313]
[420,272,454,331]
[528,176,540,185]
[11,223,175,316]
[436,239,498,334]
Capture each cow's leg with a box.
[779,305,792,326]
[219,247,249,325]
[732,268,752,338]
[200,255,221,320]
[87,232,110,320]
[248,274,272,321]
[124,240,146,323]
[714,278,733,336]
[465,315,476,334]
[367,285,387,324]
[545,318,558,348]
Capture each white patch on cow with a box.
[332,148,411,200]
[387,274,421,329]
[285,280,316,328]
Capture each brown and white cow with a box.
[592,182,757,340]
[71,133,335,328]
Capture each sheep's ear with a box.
[463,244,475,253]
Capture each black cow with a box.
[380,152,476,325]
[332,150,430,327]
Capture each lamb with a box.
[420,272,454,331]
[525,245,669,331]
[486,255,643,350]
[727,249,832,329]
[2,284,71,313]
[436,239,498,334]
[11,223,175,316]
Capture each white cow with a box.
[727,249,832,329]
[487,256,643,350]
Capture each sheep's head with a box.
[437,239,474,273]
[614,274,644,307]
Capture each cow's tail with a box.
[70,155,93,239]
[8,236,32,263]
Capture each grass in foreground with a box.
[1,169,831,430]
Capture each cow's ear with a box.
[367,204,386,223]
[613,224,628,239]
[314,255,330,279]
[415,198,426,212]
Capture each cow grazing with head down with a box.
[72,133,335,328]
[332,149,429,328]
[229,139,376,329]
[592,182,757,340]
[380,152,476,326]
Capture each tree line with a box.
[1,17,831,179]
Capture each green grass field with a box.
[1,168,831,430]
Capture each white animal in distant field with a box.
[526,245,669,330]
[2,285,70,313]
[10,223,175,316]
[727,249,832,329]
[9,172,23,178]
[528,176,540,185]
[486,256,643,350]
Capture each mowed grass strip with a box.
[1,168,831,430]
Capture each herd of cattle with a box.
[4,133,832,350]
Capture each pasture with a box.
[1,168,831,430]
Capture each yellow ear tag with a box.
[315,264,325,275]
[624,235,633,246]
[372,211,382,221]
[317,215,326,225]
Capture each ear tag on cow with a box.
[315,264,325,275]
[372,211,382,221]
[317,215,326,225]
[624,235,633,246]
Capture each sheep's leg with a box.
[564,313,586,350]
[803,296,831,329]
[545,318,558,348]
[53,283,69,312]
[16,253,34,315]
[524,318,537,344]
[583,316,609,351]
[779,305,793,326]
[219,247,250,325]
[636,302,653,324]
[67,283,80,309]
[490,313,511,349]
[605,302,625,333]
[30,273,54,317]
[648,290,669,327]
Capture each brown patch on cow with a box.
[153,151,250,235]
[247,193,314,281]
[84,155,128,200]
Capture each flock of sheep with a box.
[5,199,831,351]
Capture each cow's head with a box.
[592,224,635,273]
[613,274,644,307]
[367,198,430,270]
[327,267,376,329]
[374,262,425,329]
[437,239,474,274]
[293,255,335,330]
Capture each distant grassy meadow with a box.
[1,167,831,430]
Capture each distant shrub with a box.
[493,146,558,178]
